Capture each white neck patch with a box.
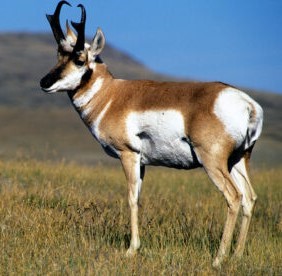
[90,100,112,139]
[73,77,104,108]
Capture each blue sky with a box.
[1,0,282,93]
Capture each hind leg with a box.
[230,151,257,258]
[206,166,242,267]
[196,147,242,267]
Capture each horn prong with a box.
[66,20,77,41]
[71,4,86,54]
[46,0,71,44]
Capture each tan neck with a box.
[68,61,114,125]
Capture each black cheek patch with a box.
[77,69,93,89]
[40,64,66,89]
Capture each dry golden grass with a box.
[0,159,281,274]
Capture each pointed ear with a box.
[66,20,77,42]
[60,20,77,52]
[90,28,105,56]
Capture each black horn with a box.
[46,0,71,44]
[71,4,86,53]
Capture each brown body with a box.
[40,2,263,268]
[69,65,231,161]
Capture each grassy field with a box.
[0,159,281,274]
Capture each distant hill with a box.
[0,33,170,108]
[0,33,281,167]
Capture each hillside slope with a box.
[0,33,281,166]
[0,33,169,107]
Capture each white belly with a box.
[126,110,200,169]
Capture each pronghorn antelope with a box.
[40,1,263,267]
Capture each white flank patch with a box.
[126,110,197,168]
[213,87,263,148]
[73,77,104,108]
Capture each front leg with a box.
[120,151,145,257]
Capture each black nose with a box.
[40,74,53,89]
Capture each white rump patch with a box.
[126,110,199,168]
[213,88,263,148]
[73,77,104,108]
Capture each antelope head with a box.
[40,1,105,93]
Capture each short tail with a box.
[245,102,263,150]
